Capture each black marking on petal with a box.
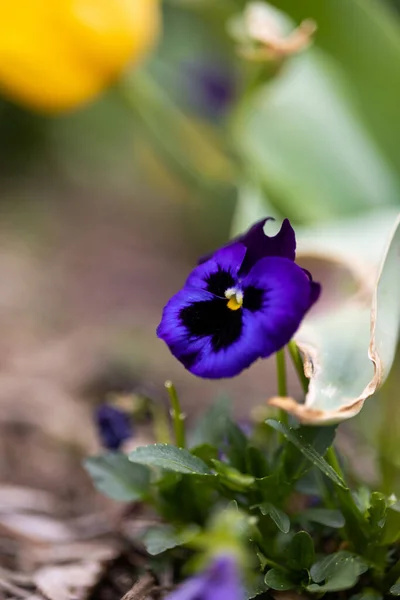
[180,351,199,369]
[243,286,264,312]
[179,298,242,351]
[205,268,236,297]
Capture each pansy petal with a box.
[158,284,265,378]
[238,218,296,274]
[241,256,317,357]
[309,280,322,307]
[187,305,272,379]
[185,243,246,295]
[302,268,322,308]
[165,555,242,600]
[157,288,214,368]
[198,218,296,275]
[206,556,243,600]
[164,574,205,600]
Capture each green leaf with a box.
[367,492,387,540]
[255,502,290,534]
[256,473,289,502]
[381,502,400,545]
[283,424,337,481]
[245,446,270,479]
[129,444,212,475]
[350,589,383,600]
[233,51,399,224]
[267,0,400,176]
[301,508,345,528]
[310,552,368,583]
[390,579,400,596]
[296,426,337,459]
[309,552,368,592]
[225,420,248,472]
[264,569,295,591]
[244,575,269,599]
[211,459,255,491]
[84,453,150,502]
[287,531,315,571]
[190,444,219,466]
[142,525,196,556]
[270,214,400,424]
[189,396,231,448]
[266,420,347,489]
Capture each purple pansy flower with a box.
[165,555,243,600]
[157,218,320,379]
[95,404,132,450]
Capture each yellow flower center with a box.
[225,287,243,311]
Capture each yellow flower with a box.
[0,0,160,113]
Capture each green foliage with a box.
[308,552,369,593]
[142,524,197,555]
[381,502,400,545]
[233,52,399,223]
[367,492,387,539]
[129,443,213,475]
[86,400,400,599]
[211,459,255,491]
[188,396,231,448]
[390,580,400,596]
[287,531,315,571]
[300,508,345,528]
[83,453,150,502]
[253,502,290,534]
[350,591,383,600]
[264,568,295,591]
[266,420,346,488]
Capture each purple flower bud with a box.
[95,404,132,450]
[166,555,243,600]
[184,63,236,118]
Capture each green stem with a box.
[148,402,172,445]
[288,340,309,394]
[326,446,345,480]
[276,348,287,397]
[117,71,233,201]
[325,446,368,552]
[276,348,288,427]
[165,380,186,448]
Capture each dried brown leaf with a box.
[270,215,400,423]
[34,562,103,600]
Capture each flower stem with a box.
[118,71,233,201]
[275,348,288,427]
[165,380,186,448]
[326,446,345,479]
[288,339,309,394]
[148,403,172,444]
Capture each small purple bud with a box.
[95,404,132,450]
[184,62,236,118]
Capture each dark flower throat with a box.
[179,268,264,352]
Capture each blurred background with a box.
[1,0,400,558]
